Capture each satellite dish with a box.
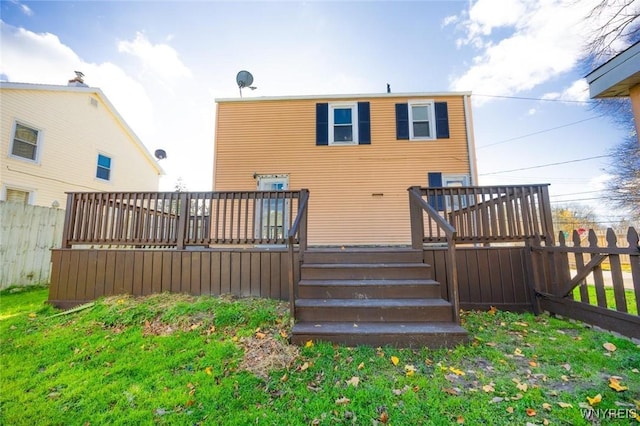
[236,70,254,88]
[154,149,167,160]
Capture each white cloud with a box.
[542,79,590,103]
[0,21,155,143]
[447,0,635,105]
[10,0,33,16]
[118,32,192,83]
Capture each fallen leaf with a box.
[255,332,266,339]
[204,366,212,375]
[28,312,37,318]
[510,393,524,401]
[603,342,617,352]
[357,362,365,370]
[632,368,639,373]
[488,306,497,315]
[490,397,504,404]
[506,406,514,414]
[557,402,573,408]
[443,387,460,396]
[185,399,195,407]
[587,393,602,406]
[279,330,288,338]
[346,376,360,387]
[405,365,416,377]
[482,384,495,393]
[305,340,314,348]
[513,321,529,327]
[562,363,571,371]
[560,375,569,382]
[609,377,628,392]
[449,367,465,376]
[425,358,433,366]
[379,411,389,423]
[280,373,288,382]
[526,408,536,417]
[300,362,310,371]
[485,342,498,347]
[457,415,465,424]
[528,361,538,367]
[543,419,550,425]
[393,386,409,396]
[335,397,350,405]
[516,383,529,392]
[390,356,399,366]
[231,336,238,342]
[514,348,524,357]
[542,403,552,411]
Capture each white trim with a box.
[1,183,36,205]
[215,91,472,103]
[328,103,358,145]
[408,100,435,140]
[8,120,44,164]
[463,95,478,185]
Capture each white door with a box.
[255,175,289,240]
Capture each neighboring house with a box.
[585,41,640,141]
[214,92,477,244]
[0,77,163,207]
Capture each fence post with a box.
[176,192,189,250]
[61,193,74,248]
[408,187,424,250]
[523,238,541,314]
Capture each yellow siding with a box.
[214,95,474,245]
[0,88,160,207]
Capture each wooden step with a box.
[304,248,423,264]
[291,322,468,348]
[295,298,453,322]
[297,279,441,299]
[301,263,431,280]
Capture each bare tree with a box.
[605,134,640,222]
[584,0,640,64]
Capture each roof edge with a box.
[215,91,473,103]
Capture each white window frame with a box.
[329,103,358,145]
[1,184,35,205]
[96,152,113,182]
[408,100,436,141]
[9,121,43,164]
[443,174,470,210]
[255,175,290,241]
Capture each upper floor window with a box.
[316,102,371,146]
[96,154,112,181]
[10,123,40,162]
[396,101,449,140]
[330,104,358,144]
[409,102,434,139]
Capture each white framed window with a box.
[408,101,435,140]
[329,103,358,145]
[255,175,290,241]
[443,174,470,210]
[10,122,42,162]
[2,186,33,205]
[96,153,112,181]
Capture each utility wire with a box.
[477,116,604,149]
[473,94,595,104]
[550,190,604,197]
[479,155,611,176]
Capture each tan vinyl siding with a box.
[214,95,474,245]
[0,87,160,207]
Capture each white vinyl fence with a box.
[0,202,65,289]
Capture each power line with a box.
[479,155,611,176]
[550,190,604,197]
[477,116,604,149]
[473,93,595,104]
[550,196,605,203]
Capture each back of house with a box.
[214,92,477,245]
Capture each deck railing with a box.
[419,185,553,244]
[62,191,305,249]
[287,189,310,320]
[408,187,460,323]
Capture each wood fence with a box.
[531,228,640,339]
[0,202,65,288]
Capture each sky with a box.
[0,0,636,225]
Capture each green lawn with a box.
[572,285,638,315]
[1,286,639,425]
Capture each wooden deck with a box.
[51,186,640,347]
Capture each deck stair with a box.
[290,247,468,348]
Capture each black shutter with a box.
[395,103,409,140]
[428,172,444,211]
[357,102,371,145]
[316,103,328,146]
[434,102,449,139]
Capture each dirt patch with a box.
[238,334,300,379]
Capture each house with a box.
[0,76,163,207]
[213,92,478,245]
[585,41,640,141]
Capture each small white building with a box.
[0,75,163,207]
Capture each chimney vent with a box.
[68,71,88,87]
